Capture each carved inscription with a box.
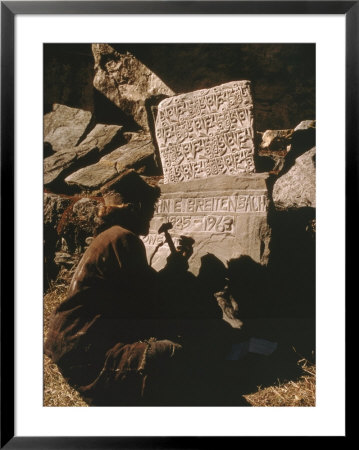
[143,191,268,241]
[156,194,267,215]
[155,81,256,183]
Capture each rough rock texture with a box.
[44,104,93,152]
[44,193,72,234]
[92,44,174,131]
[294,120,316,131]
[77,124,124,154]
[44,124,123,188]
[142,174,271,275]
[65,137,156,190]
[272,147,316,210]
[255,120,316,174]
[44,151,79,187]
[156,81,255,184]
[259,129,293,152]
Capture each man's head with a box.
[99,170,160,236]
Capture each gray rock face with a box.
[142,174,271,275]
[65,163,118,191]
[92,44,173,131]
[65,137,155,190]
[44,124,123,187]
[44,151,78,186]
[273,147,316,210]
[77,124,123,155]
[155,81,256,184]
[44,104,93,152]
[294,120,316,131]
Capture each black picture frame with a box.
[1,1,354,447]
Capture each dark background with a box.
[44,43,315,132]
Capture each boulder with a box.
[44,151,79,186]
[44,124,123,188]
[44,104,93,152]
[256,129,293,173]
[259,129,293,152]
[142,173,271,275]
[294,120,316,131]
[76,123,124,155]
[92,44,174,131]
[65,137,156,190]
[272,147,316,210]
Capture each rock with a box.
[65,163,118,191]
[256,128,293,173]
[44,104,93,152]
[44,124,123,188]
[76,123,123,155]
[65,138,156,190]
[259,129,293,152]
[44,193,72,233]
[294,120,316,131]
[272,147,316,210]
[44,151,79,186]
[142,173,271,275]
[155,81,256,184]
[92,44,174,131]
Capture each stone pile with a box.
[43,44,316,320]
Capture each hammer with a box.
[158,222,176,254]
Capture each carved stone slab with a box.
[142,174,271,275]
[155,81,255,184]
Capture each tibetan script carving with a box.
[155,81,255,183]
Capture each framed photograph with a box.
[2,0,354,446]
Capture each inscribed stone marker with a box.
[155,81,256,184]
[143,174,271,275]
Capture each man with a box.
[45,170,189,406]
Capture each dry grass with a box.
[44,355,88,407]
[244,359,316,407]
[44,267,88,407]
[43,269,315,407]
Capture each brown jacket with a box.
[45,225,231,405]
[45,225,161,387]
